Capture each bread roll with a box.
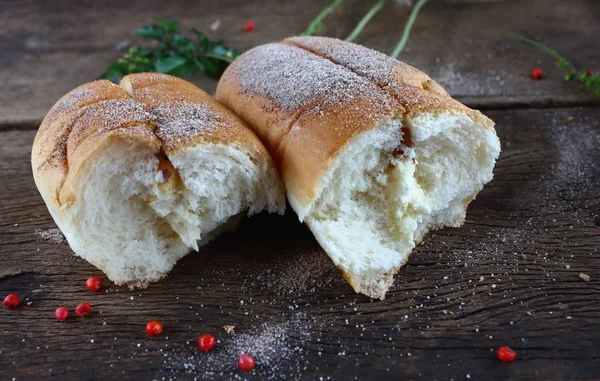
[216,37,500,299]
[32,73,285,288]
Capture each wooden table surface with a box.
[1,1,599,380]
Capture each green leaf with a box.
[192,29,210,52]
[564,73,574,81]
[157,19,180,32]
[193,58,205,72]
[133,25,164,40]
[101,21,239,83]
[172,33,195,52]
[155,55,187,73]
[199,58,223,79]
[168,61,197,77]
[556,59,570,68]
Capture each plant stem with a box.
[391,0,429,58]
[302,0,345,36]
[345,0,388,42]
[510,33,573,67]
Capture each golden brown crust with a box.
[216,37,492,209]
[33,73,272,217]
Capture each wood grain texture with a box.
[1,0,600,127]
[0,107,599,380]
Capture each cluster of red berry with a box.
[53,276,103,320]
[3,275,257,372]
[145,323,255,371]
[4,275,516,373]
[3,276,102,321]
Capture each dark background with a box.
[0,1,599,380]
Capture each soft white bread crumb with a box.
[301,110,500,299]
[150,143,283,251]
[57,139,188,286]
[57,138,283,287]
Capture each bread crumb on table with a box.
[579,273,591,282]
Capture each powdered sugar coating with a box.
[152,102,229,151]
[41,81,127,130]
[287,36,426,89]
[42,87,94,128]
[35,81,131,172]
[37,76,243,174]
[66,98,155,159]
[285,37,461,110]
[82,99,154,131]
[53,87,95,114]
[229,43,392,112]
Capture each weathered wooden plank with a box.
[1,0,599,127]
[0,107,598,380]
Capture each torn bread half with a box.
[32,73,285,288]
[216,37,500,299]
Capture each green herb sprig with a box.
[511,33,600,97]
[99,19,239,83]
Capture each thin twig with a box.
[345,0,388,42]
[391,0,429,58]
[510,33,572,68]
[302,0,345,36]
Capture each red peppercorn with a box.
[244,21,255,32]
[497,346,517,362]
[3,294,19,308]
[587,70,593,77]
[198,334,216,352]
[86,276,103,292]
[55,307,69,321]
[75,302,91,317]
[146,320,163,336]
[238,353,255,372]
[531,68,543,79]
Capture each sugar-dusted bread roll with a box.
[216,37,500,299]
[32,73,285,287]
